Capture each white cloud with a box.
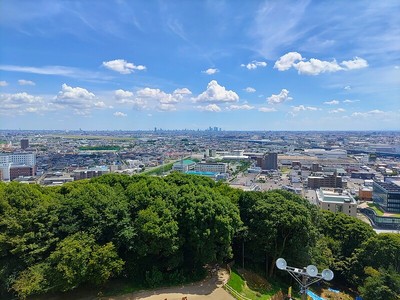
[0,81,8,86]
[343,99,360,103]
[329,108,346,113]
[344,85,351,90]
[258,107,277,112]
[114,89,147,109]
[0,92,46,115]
[292,105,318,112]
[158,103,177,111]
[241,60,267,70]
[197,104,221,112]
[351,110,384,117]
[324,100,339,105]
[295,59,342,75]
[18,79,35,86]
[0,64,109,80]
[113,111,127,117]
[340,57,368,70]
[227,104,254,110]
[245,87,256,93]
[274,52,368,75]
[102,59,146,74]
[267,89,292,104]
[195,80,239,103]
[54,84,107,114]
[114,87,191,111]
[274,52,303,71]
[137,87,184,104]
[56,83,95,101]
[202,68,219,75]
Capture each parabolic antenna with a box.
[276,258,287,270]
[306,265,318,277]
[321,269,334,281]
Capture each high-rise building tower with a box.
[21,139,29,150]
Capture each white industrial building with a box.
[304,149,348,159]
[0,153,36,181]
[194,162,228,173]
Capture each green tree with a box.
[359,267,400,300]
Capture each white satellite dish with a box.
[321,269,334,281]
[276,258,287,270]
[306,265,318,277]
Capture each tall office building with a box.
[20,139,29,150]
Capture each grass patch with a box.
[366,203,400,217]
[143,162,174,175]
[226,268,296,300]
[367,203,384,216]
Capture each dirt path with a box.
[103,269,234,300]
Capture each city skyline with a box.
[0,1,399,131]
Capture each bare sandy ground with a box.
[103,269,234,300]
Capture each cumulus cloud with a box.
[18,79,35,86]
[258,107,277,112]
[241,60,267,70]
[341,57,368,70]
[114,86,191,111]
[114,89,147,109]
[274,52,368,75]
[227,104,254,110]
[113,111,127,117]
[195,80,239,103]
[0,92,46,114]
[102,59,146,74]
[274,52,303,71]
[292,105,318,112]
[0,81,8,86]
[329,108,346,113]
[267,89,292,104]
[324,100,339,105]
[54,84,108,114]
[202,68,219,75]
[344,85,351,91]
[245,87,256,93]
[197,104,221,112]
[295,59,342,75]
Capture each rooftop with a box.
[316,189,356,204]
[374,181,400,193]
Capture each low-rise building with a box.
[194,162,228,173]
[172,159,196,172]
[359,187,373,201]
[316,188,358,217]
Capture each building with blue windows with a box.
[373,181,400,213]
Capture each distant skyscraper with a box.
[21,139,29,150]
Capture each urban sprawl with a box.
[1,129,399,230]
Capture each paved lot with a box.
[104,269,234,300]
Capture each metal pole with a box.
[301,274,307,300]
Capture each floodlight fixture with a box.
[321,269,334,281]
[306,265,318,277]
[275,258,334,300]
[276,258,287,270]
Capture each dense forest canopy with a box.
[0,173,399,299]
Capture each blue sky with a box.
[0,0,399,131]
